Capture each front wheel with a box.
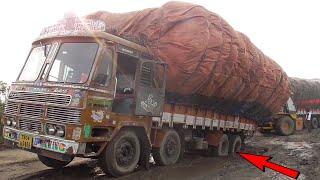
[38,154,73,169]
[275,116,295,136]
[98,130,140,177]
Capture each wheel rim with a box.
[115,139,136,167]
[164,135,178,157]
[281,121,290,132]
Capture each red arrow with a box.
[239,152,300,179]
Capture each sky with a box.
[0,0,319,84]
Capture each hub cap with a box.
[115,139,135,167]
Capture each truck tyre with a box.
[99,130,140,177]
[275,116,295,136]
[228,135,242,156]
[153,129,182,166]
[207,134,229,157]
[311,117,318,129]
[37,154,73,169]
[175,128,185,161]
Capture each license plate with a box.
[19,134,33,149]
[33,138,67,153]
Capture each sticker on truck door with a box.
[140,94,158,113]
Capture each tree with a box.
[0,81,7,117]
[0,81,5,141]
[0,81,7,94]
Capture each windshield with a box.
[48,42,98,83]
[18,45,51,81]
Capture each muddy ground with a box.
[1,129,320,180]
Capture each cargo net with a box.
[86,1,290,122]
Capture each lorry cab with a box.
[2,17,166,170]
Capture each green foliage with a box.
[0,81,7,94]
[0,81,5,143]
[0,102,4,117]
[0,103,3,143]
[0,124,2,143]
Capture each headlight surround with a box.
[45,123,65,137]
[6,117,17,127]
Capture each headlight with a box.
[46,123,65,137]
[47,124,56,135]
[56,126,65,137]
[12,121,17,127]
[6,119,12,126]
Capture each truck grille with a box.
[47,107,82,124]
[9,91,71,106]
[4,101,18,115]
[19,117,42,132]
[20,103,43,117]
[4,101,81,132]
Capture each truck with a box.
[291,78,320,129]
[1,2,289,177]
[260,78,320,136]
[260,97,300,136]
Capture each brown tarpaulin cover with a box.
[290,78,320,108]
[87,1,290,121]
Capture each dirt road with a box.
[1,129,320,180]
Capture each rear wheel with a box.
[275,116,295,136]
[153,129,182,166]
[208,134,229,156]
[311,117,318,129]
[99,130,140,177]
[37,154,73,169]
[228,135,242,156]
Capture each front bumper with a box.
[3,126,79,155]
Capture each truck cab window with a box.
[48,43,98,84]
[287,97,296,112]
[19,44,51,81]
[115,53,138,94]
[94,49,113,86]
[112,53,138,114]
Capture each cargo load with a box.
[86,1,290,121]
[290,77,320,109]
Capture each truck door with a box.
[135,60,167,116]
